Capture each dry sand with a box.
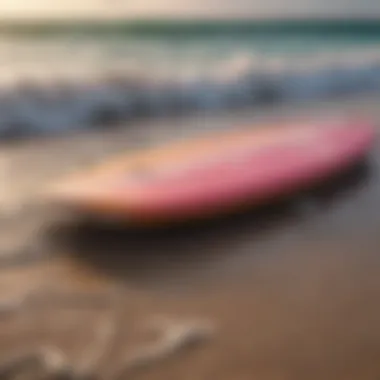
[1,94,380,379]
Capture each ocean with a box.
[1,19,380,137]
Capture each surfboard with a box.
[45,118,375,224]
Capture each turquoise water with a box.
[1,19,380,70]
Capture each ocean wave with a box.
[1,47,380,139]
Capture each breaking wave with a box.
[1,47,380,139]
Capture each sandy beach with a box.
[1,92,380,379]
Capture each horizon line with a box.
[1,14,380,23]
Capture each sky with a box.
[0,0,380,20]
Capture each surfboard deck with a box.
[45,118,375,225]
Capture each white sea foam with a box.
[1,47,380,138]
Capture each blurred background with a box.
[1,2,380,137]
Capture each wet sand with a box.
[1,94,380,379]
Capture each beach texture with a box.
[0,93,380,378]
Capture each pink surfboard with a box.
[46,118,375,224]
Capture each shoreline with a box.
[1,91,380,261]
